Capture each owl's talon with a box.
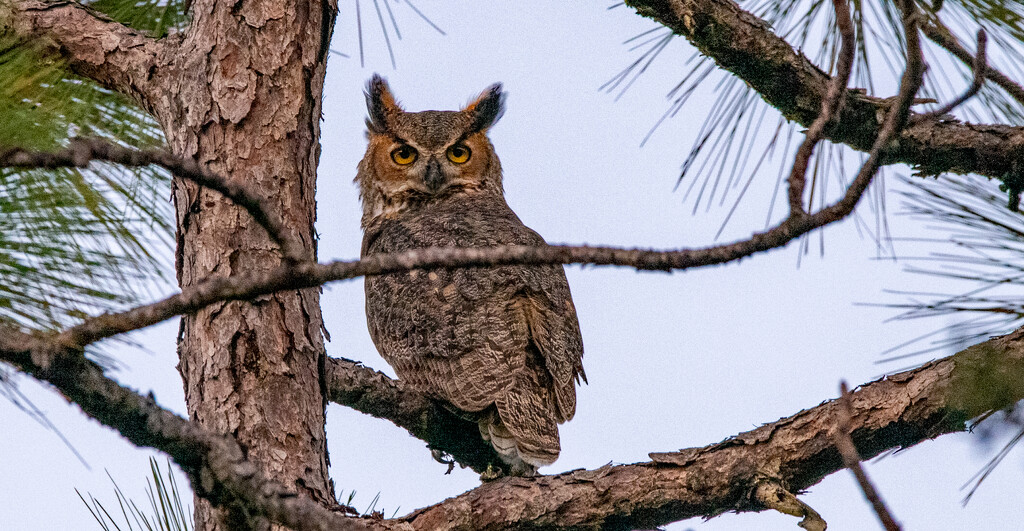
[479,464,504,481]
[431,449,457,474]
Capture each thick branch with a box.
[0,0,170,110]
[400,329,1024,530]
[9,310,1024,531]
[625,0,1024,179]
[0,327,378,531]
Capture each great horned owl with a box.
[355,75,586,475]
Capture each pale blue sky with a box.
[3,2,1022,530]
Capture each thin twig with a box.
[915,29,988,122]
[834,381,902,531]
[0,138,306,263]
[921,18,1024,107]
[817,0,925,220]
[786,0,856,215]
[50,2,927,351]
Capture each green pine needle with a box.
[0,37,172,329]
[77,458,193,531]
[85,0,188,37]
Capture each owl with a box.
[355,75,586,475]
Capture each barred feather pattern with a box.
[362,195,585,472]
[356,76,585,473]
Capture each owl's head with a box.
[355,74,506,227]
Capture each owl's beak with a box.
[424,157,445,192]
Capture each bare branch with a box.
[0,0,172,109]
[46,219,889,349]
[625,0,1024,179]
[0,327,377,531]
[915,29,989,123]
[921,18,1024,108]
[49,30,924,352]
[786,0,856,215]
[835,382,902,531]
[0,138,306,264]
[55,67,920,350]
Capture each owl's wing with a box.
[364,256,526,412]
[487,230,584,466]
[514,262,585,423]
[363,206,584,423]
[487,217,586,423]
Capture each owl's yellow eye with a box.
[391,145,418,165]
[446,144,471,164]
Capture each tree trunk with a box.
[151,1,335,528]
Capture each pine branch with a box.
[43,12,920,351]
[1,0,171,110]
[625,0,1024,180]
[5,298,1024,531]
[0,326,375,531]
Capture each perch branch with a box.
[7,309,1024,531]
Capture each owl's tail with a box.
[478,381,561,474]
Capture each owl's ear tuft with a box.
[365,74,403,134]
[465,83,505,133]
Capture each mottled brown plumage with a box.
[355,75,585,474]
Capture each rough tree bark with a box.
[151,1,337,527]
[4,0,1024,529]
[2,2,338,525]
